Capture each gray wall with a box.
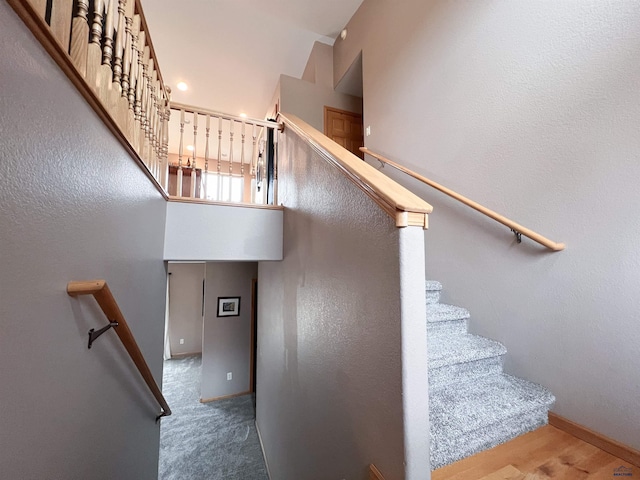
[0,3,167,479]
[334,0,640,449]
[302,41,334,89]
[256,127,429,479]
[201,262,258,400]
[168,263,205,355]
[278,74,363,132]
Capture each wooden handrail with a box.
[279,113,433,229]
[67,280,171,420]
[361,147,565,251]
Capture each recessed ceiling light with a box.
[239,113,247,118]
[186,145,194,151]
[177,82,188,91]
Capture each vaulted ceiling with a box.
[143,0,364,120]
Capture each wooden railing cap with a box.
[279,113,433,229]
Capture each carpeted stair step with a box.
[426,303,470,336]
[428,333,507,388]
[429,374,555,469]
[426,280,442,304]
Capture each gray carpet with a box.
[426,281,555,469]
[159,355,269,480]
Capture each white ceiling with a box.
[143,0,364,121]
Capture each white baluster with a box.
[228,120,234,202]
[217,116,222,202]
[190,112,198,198]
[204,115,210,200]
[177,109,184,197]
[241,122,246,176]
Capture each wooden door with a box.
[324,106,364,159]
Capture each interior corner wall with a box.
[0,4,167,479]
[267,79,281,119]
[279,74,362,132]
[334,0,640,449]
[302,41,334,88]
[256,129,424,479]
[201,262,257,401]
[167,263,205,356]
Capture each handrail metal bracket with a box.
[510,228,522,244]
[156,410,168,423]
[88,321,119,349]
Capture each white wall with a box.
[0,4,167,478]
[164,202,283,261]
[201,262,257,400]
[257,126,428,479]
[335,0,640,449]
[168,263,205,355]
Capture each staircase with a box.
[426,281,555,469]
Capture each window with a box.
[203,173,244,203]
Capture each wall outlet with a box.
[227,372,232,381]
[365,125,371,136]
[179,338,184,345]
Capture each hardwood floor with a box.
[432,425,635,480]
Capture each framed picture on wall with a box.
[217,297,240,317]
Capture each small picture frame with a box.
[217,297,240,317]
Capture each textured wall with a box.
[256,128,428,479]
[0,4,167,479]
[168,263,205,355]
[201,262,257,400]
[164,202,283,261]
[334,0,640,449]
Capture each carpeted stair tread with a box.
[428,333,506,369]
[426,280,442,292]
[426,281,443,304]
[426,303,470,323]
[429,373,554,468]
[430,374,555,437]
[430,405,549,469]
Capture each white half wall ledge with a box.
[164,202,283,261]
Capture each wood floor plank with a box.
[432,427,553,480]
[432,425,636,480]
[477,465,523,480]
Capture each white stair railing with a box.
[169,102,281,205]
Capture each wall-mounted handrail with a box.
[67,280,171,420]
[361,147,565,251]
[280,113,433,228]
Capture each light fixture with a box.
[239,113,247,118]
[177,82,188,91]
[186,145,194,151]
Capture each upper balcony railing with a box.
[8,0,171,192]
[168,103,281,205]
[8,0,281,206]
